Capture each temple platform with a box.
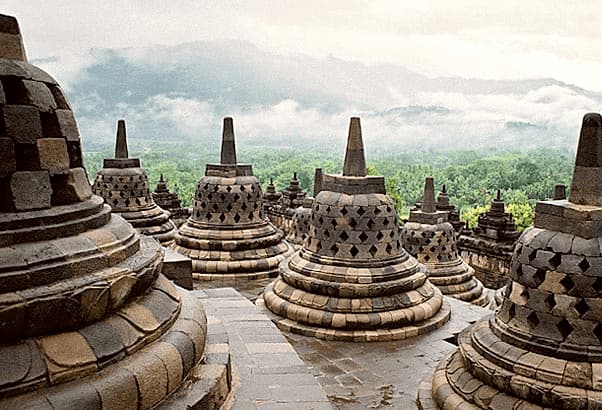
[196,283,491,409]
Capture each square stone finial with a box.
[0,14,27,61]
[220,117,237,165]
[422,176,436,213]
[342,117,367,177]
[114,119,128,159]
[553,184,566,200]
[313,168,323,197]
[569,113,602,206]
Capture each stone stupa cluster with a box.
[259,118,451,341]
[4,11,602,410]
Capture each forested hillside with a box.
[84,145,574,230]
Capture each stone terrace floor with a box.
[196,280,491,409]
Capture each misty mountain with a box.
[35,39,602,152]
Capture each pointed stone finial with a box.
[114,120,128,159]
[293,172,297,180]
[496,189,501,201]
[553,184,566,200]
[313,168,323,197]
[0,14,27,61]
[160,173,164,182]
[270,177,273,184]
[422,177,436,213]
[569,113,602,205]
[220,117,237,165]
[342,117,367,177]
[442,184,447,194]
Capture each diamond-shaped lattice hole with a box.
[331,219,338,227]
[560,275,575,292]
[234,213,241,223]
[376,231,384,240]
[357,207,365,216]
[233,194,240,201]
[374,207,381,215]
[545,294,556,311]
[318,217,324,225]
[386,244,393,254]
[339,231,349,241]
[220,193,226,201]
[324,230,331,238]
[557,318,574,339]
[369,245,378,257]
[430,246,436,253]
[575,298,589,317]
[206,212,212,220]
[349,218,357,228]
[330,244,339,254]
[359,232,368,242]
[219,213,226,223]
[533,269,546,287]
[350,245,359,257]
[226,185,232,192]
[340,207,348,216]
[367,219,375,229]
[527,311,540,329]
[594,323,602,343]
[383,218,390,226]
[424,254,431,262]
[240,185,246,191]
[579,258,591,273]
[549,253,562,269]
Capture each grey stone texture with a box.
[0,16,229,409]
[418,113,602,409]
[261,118,450,342]
[92,120,176,246]
[151,173,191,228]
[264,172,308,235]
[173,117,292,279]
[403,177,489,306]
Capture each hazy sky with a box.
[4,0,602,91]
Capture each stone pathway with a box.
[196,288,332,409]
[195,282,491,409]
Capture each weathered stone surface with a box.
[0,137,16,177]
[9,170,51,210]
[0,32,26,61]
[3,104,43,144]
[37,138,69,175]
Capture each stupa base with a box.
[256,294,451,342]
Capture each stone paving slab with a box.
[195,288,332,409]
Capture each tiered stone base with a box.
[458,235,514,289]
[0,276,231,409]
[417,319,602,409]
[260,249,451,342]
[426,259,490,307]
[119,203,176,247]
[174,219,292,280]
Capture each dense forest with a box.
[84,144,574,231]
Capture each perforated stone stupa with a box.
[152,173,191,228]
[418,113,602,409]
[173,117,291,279]
[260,117,450,341]
[0,15,227,408]
[458,189,521,289]
[285,196,314,249]
[402,177,489,306]
[93,120,176,246]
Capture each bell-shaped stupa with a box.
[173,117,291,279]
[402,177,489,306]
[93,120,176,246]
[152,173,190,228]
[0,15,224,408]
[418,113,602,409]
[260,118,450,341]
[285,196,314,249]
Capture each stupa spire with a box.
[114,119,128,159]
[422,176,436,213]
[496,189,501,201]
[220,117,237,165]
[569,113,602,205]
[0,14,27,61]
[342,117,367,177]
[553,183,566,200]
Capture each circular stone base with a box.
[192,269,277,282]
[256,297,451,342]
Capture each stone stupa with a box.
[93,120,177,246]
[260,117,450,341]
[458,189,521,289]
[402,177,489,306]
[285,196,314,250]
[435,184,465,233]
[417,113,602,409]
[173,117,291,280]
[152,173,190,228]
[0,15,228,408]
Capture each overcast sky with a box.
[4,0,602,91]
